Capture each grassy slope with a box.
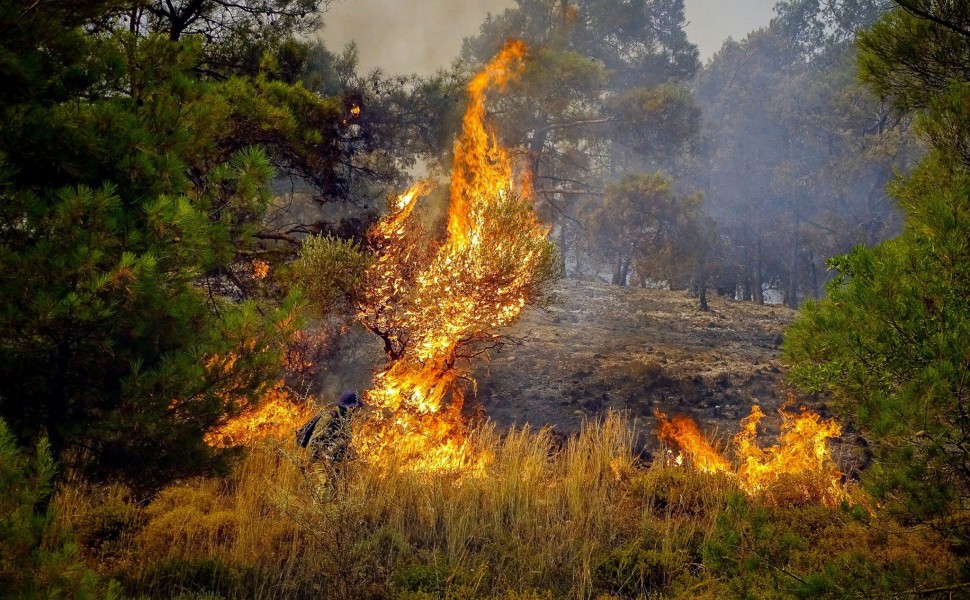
[57,414,961,599]
[51,281,964,598]
[475,279,797,436]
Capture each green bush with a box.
[702,494,960,598]
[289,235,370,319]
[0,417,121,599]
[73,491,144,564]
[393,562,448,595]
[137,556,254,600]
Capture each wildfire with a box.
[357,40,554,471]
[655,405,847,506]
[206,382,313,448]
[655,411,732,474]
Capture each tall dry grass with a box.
[56,412,961,599]
[275,413,649,597]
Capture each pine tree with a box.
[0,417,120,599]
[0,3,345,488]
[784,1,970,548]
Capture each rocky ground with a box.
[469,279,823,453]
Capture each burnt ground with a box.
[469,279,834,454]
[319,278,860,463]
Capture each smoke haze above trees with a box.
[441,0,912,307]
[320,0,779,75]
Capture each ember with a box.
[356,40,556,471]
[656,405,847,505]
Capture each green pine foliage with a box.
[785,153,970,544]
[0,4,350,488]
[0,417,121,599]
[784,3,970,549]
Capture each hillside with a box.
[473,279,802,442]
[318,278,861,463]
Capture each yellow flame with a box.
[656,405,847,506]
[358,40,548,472]
[206,382,313,448]
[448,39,529,246]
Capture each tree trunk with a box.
[809,248,820,300]
[754,239,765,305]
[556,222,568,276]
[697,261,709,311]
[785,245,799,308]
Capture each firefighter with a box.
[296,390,363,463]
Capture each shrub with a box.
[702,493,960,598]
[0,417,121,599]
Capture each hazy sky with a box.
[319,0,778,75]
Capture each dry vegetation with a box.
[56,414,961,600]
[474,279,798,436]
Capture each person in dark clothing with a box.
[299,390,363,463]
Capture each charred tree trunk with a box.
[754,238,765,305]
[698,272,709,311]
[785,245,799,308]
[809,248,820,300]
[556,222,568,276]
[612,255,629,286]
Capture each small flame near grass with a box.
[655,404,848,506]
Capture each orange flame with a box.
[358,40,550,471]
[206,382,313,448]
[655,409,732,474]
[449,39,529,244]
[656,405,847,505]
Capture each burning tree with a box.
[357,40,558,470]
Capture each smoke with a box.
[320,0,515,75]
[318,0,777,76]
[684,0,776,60]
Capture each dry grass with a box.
[55,413,962,599]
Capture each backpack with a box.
[296,415,322,448]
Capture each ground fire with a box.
[205,42,848,508]
[655,405,847,505]
[355,39,556,471]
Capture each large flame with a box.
[358,40,553,471]
[206,382,313,448]
[656,405,847,505]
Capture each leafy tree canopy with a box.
[462,0,701,280]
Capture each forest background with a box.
[0,0,968,598]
